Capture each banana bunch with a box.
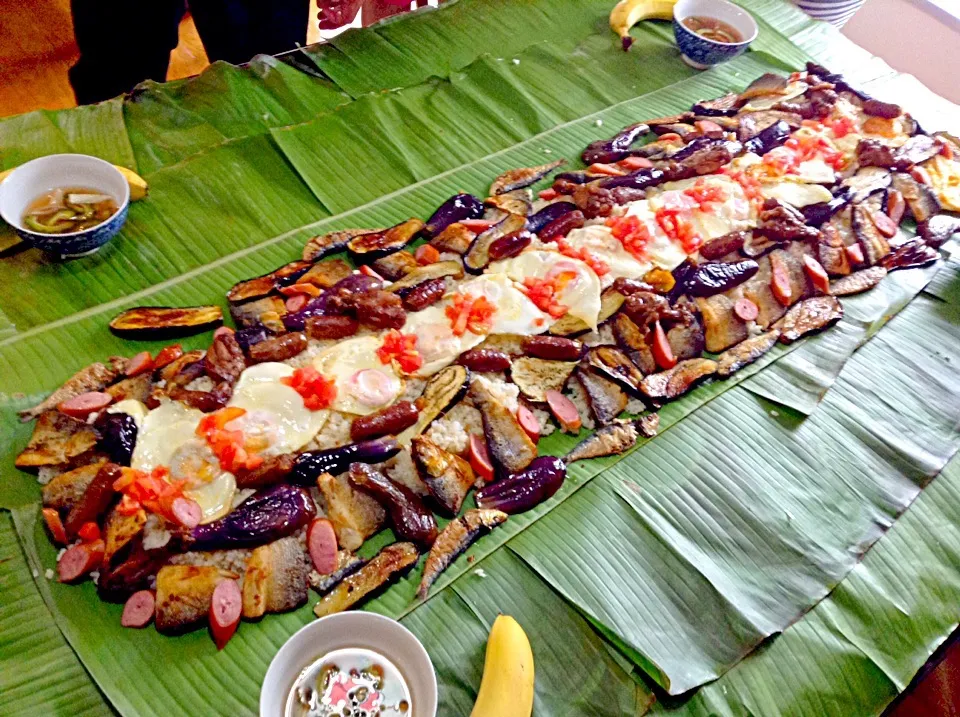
[470,615,535,717]
[610,0,678,50]
[0,163,148,201]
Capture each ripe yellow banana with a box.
[470,615,535,717]
[0,164,148,201]
[610,0,679,50]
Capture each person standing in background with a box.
[69,0,310,104]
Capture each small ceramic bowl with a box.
[0,153,129,258]
[673,0,758,70]
[261,612,438,717]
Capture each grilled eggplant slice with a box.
[154,565,238,633]
[894,135,940,169]
[423,194,485,238]
[640,358,718,400]
[716,330,779,377]
[891,172,941,222]
[16,412,99,468]
[371,250,419,281]
[549,287,625,335]
[585,346,645,397]
[309,551,366,594]
[109,305,223,339]
[348,218,424,262]
[695,295,749,353]
[386,260,463,296]
[314,542,419,618]
[430,222,475,255]
[775,296,844,344]
[411,436,476,516]
[830,267,887,296]
[41,460,106,512]
[229,296,285,330]
[880,240,941,271]
[397,365,470,446]
[227,261,312,303]
[581,123,650,165]
[842,167,891,204]
[510,357,578,403]
[691,93,739,116]
[470,378,538,474]
[296,259,353,288]
[242,536,310,618]
[575,367,627,426]
[485,188,533,216]
[852,204,891,265]
[611,313,657,374]
[316,471,387,552]
[303,228,382,261]
[416,510,507,600]
[564,420,639,464]
[490,160,566,196]
[19,361,118,422]
[464,213,526,273]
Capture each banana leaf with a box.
[2,0,960,714]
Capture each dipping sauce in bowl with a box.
[287,648,411,717]
[22,186,119,234]
[681,15,744,43]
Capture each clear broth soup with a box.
[23,186,118,234]
[682,15,744,44]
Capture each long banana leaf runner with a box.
[1,0,960,714]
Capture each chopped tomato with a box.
[281,366,339,410]
[537,188,560,201]
[42,508,68,545]
[616,156,654,171]
[655,209,702,254]
[606,214,653,260]
[556,238,610,277]
[113,466,192,524]
[651,321,677,370]
[824,115,855,139]
[358,264,385,280]
[279,283,322,298]
[683,179,728,213]
[460,219,496,233]
[445,294,497,336]
[940,140,955,160]
[802,255,831,294]
[125,351,154,377]
[285,294,309,313]
[77,522,101,543]
[376,330,423,373]
[519,275,573,319]
[910,166,932,185]
[725,170,764,210]
[587,163,627,177]
[468,435,495,482]
[196,407,247,438]
[153,344,184,369]
[762,146,800,175]
[658,132,683,143]
[770,259,793,306]
[846,243,865,265]
[414,244,441,265]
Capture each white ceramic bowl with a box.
[673,0,758,70]
[260,612,438,717]
[0,153,130,258]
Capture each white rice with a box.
[582,323,616,347]
[168,548,251,577]
[284,338,337,370]
[383,449,429,496]
[37,466,59,486]
[400,378,426,403]
[425,402,484,455]
[472,374,519,415]
[44,568,54,580]
[142,514,172,551]
[530,405,557,437]
[90,570,100,585]
[305,411,353,451]
[626,397,647,415]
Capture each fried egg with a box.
[131,401,205,472]
[312,335,405,415]
[760,178,833,207]
[106,399,149,428]
[561,224,652,288]
[487,250,602,329]
[741,80,808,111]
[227,362,329,454]
[923,154,960,211]
[455,274,552,336]
[402,303,484,377]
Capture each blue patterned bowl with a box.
[0,154,130,259]
[673,0,758,70]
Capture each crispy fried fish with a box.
[416,510,507,600]
[776,296,844,344]
[716,330,780,377]
[19,361,118,422]
[640,359,718,400]
[829,267,887,296]
[564,421,639,464]
[314,543,419,618]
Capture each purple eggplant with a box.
[94,412,137,466]
[599,167,667,191]
[290,437,401,484]
[801,191,850,226]
[282,295,328,332]
[189,484,316,550]
[233,324,272,351]
[743,120,792,155]
[423,194,485,238]
[525,201,577,235]
[475,456,567,515]
[282,273,382,331]
[581,123,650,165]
[682,260,759,297]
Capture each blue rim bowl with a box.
[673,0,758,70]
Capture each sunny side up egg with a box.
[561,225,652,288]
[312,335,405,415]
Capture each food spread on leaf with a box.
[19,63,956,649]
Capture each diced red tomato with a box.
[824,115,855,139]
[683,179,728,213]
[445,294,497,336]
[556,238,609,277]
[803,255,831,294]
[537,188,560,201]
[656,209,702,254]
[940,140,955,160]
[517,404,541,442]
[376,330,423,374]
[77,521,101,544]
[468,435,496,482]
[606,214,653,261]
[461,219,496,233]
[153,344,184,369]
[519,275,573,319]
[42,508,68,545]
[414,244,441,265]
[279,283,322,298]
[125,351,154,377]
[770,261,793,306]
[359,264,385,280]
[545,390,581,433]
[616,156,654,171]
[587,163,627,177]
[658,132,683,143]
[651,321,677,370]
[846,243,865,265]
[281,367,338,410]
